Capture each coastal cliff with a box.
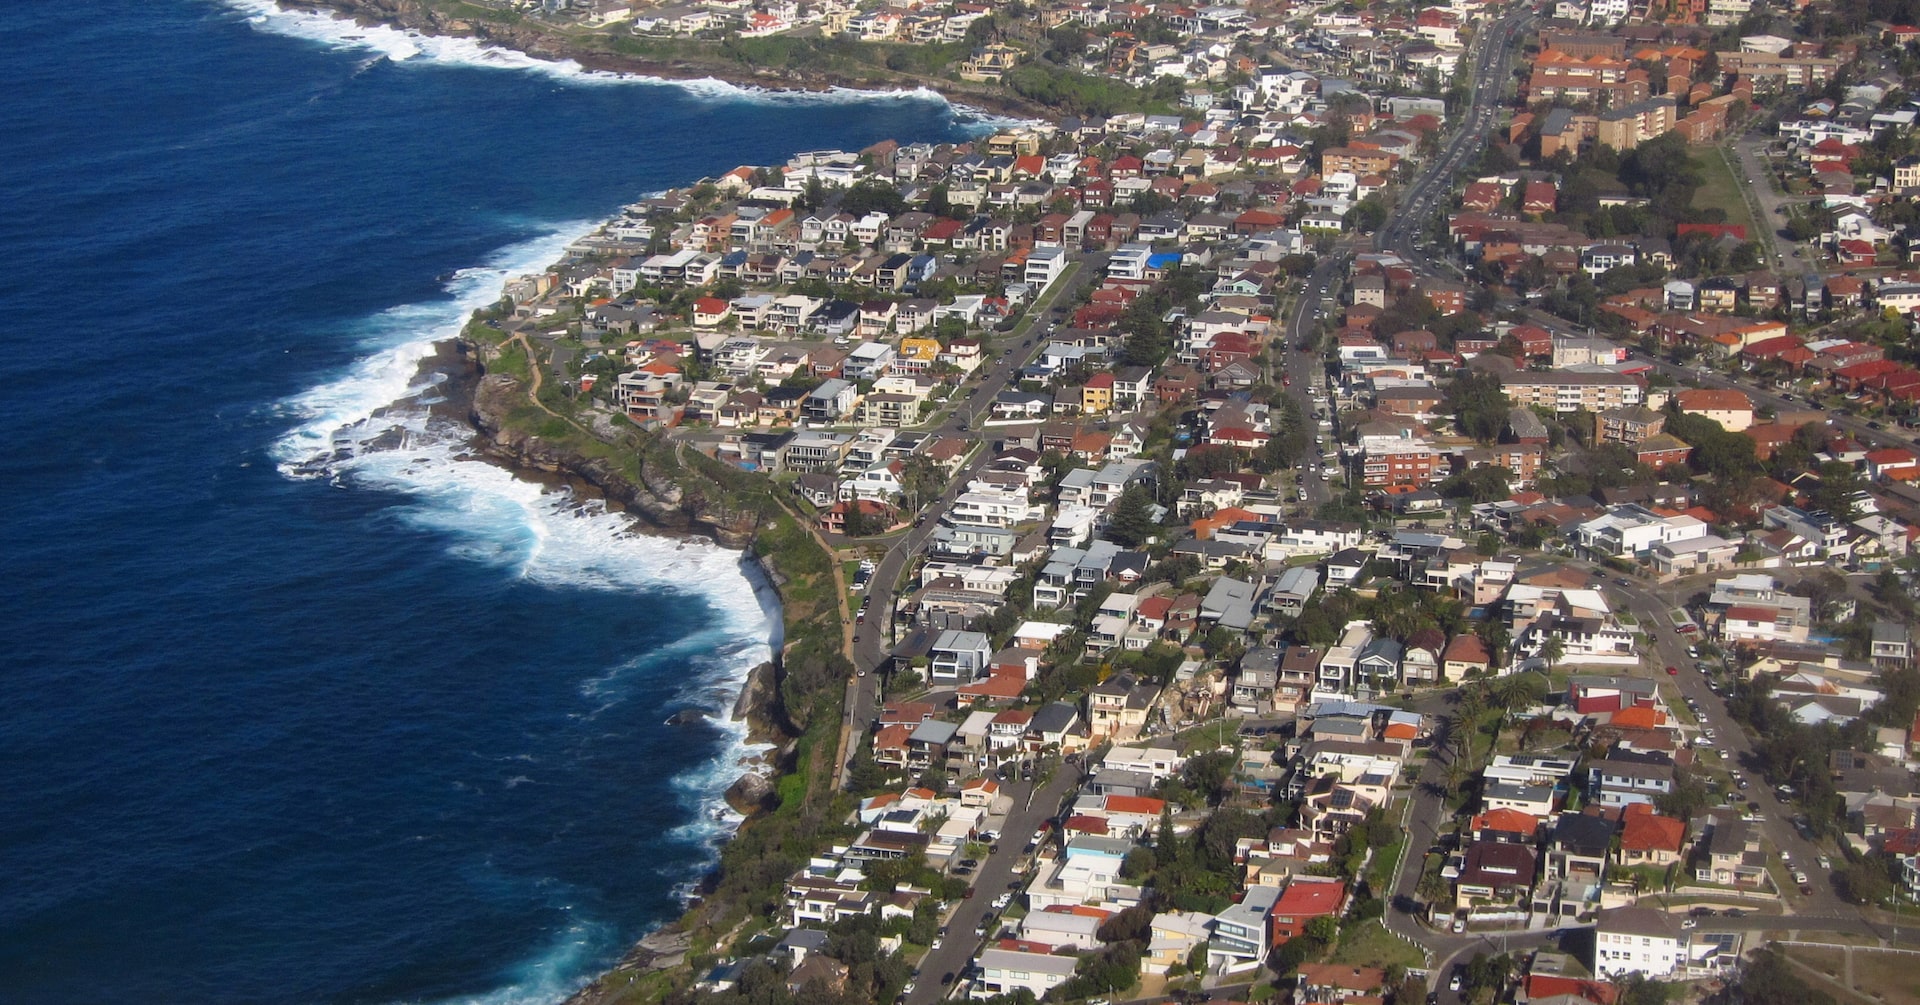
[466,376,760,552]
[440,334,854,1005]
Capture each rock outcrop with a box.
[466,369,762,549]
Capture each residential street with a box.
[903,762,1085,1005]
[845,254,1109,768]
[1606,574,1856,916]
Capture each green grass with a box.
[1329,919,1426,971]
[1365,804,1409,893]
[1692,147,1760,242]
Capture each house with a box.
[1296,964,1386,1005]
[1588,755,1674,808]
[1145,912,1215,975]
[1570,675,1656,714]
[1673,388,1754,432]
[1545,812,1613,885]
[1456,840,1538,903]
[1442,634,1493,681]
[1087,672,1160,741]
[972,948,1078,999]
[929,630,993,684]
[1616,804,1687,867]
[1211,885,1279,973]
[1593,906,1681,979]
[1269,878,1348,945]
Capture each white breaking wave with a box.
[271,225,589,474]
[271,223,776,1005]
[220,0,1028,123]
[419,916,617,1005]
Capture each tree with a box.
[1839,854,1894,904]
[1810,459,1864,520]
[1539,636,1564,673]
[1304,915,1340,942]
[1349,194,1389,233]
[1106,484,1160,547]
[1463,952,1513,996]
[1445,370,1512,443]
[1730,948,1837,1005]
[1654,764,1712,821]
[1616,974,1674,1005]
[1440,465,1513,503]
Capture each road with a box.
[1605,573,1858,916]
[1724,134,1803,276]
[902,761,1085,1005]
[1283,249,1353,510]
[844,255,1111,762]
[1377,9,1535,271]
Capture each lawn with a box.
[1691,147,1760,241]
[1777,944,1920,1005]
[1328,919,1427,971]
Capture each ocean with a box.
[0,2,986,1002]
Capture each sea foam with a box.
[272,224,775,1004]
[221,0,1032,125]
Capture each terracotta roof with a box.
[1619,804,1687,852]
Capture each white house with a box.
[972,948,1078,999]
[1593,906,1682,979]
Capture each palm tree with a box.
[1540,636,1565,675]
[1491,672,1545,716]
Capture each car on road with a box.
[1667,665,1679,675]
[1448,969,1464,990]
[1819,855,1833,870]
[902,982,915,995]
[1615,578,1630,586]
[1869,421,1885,430]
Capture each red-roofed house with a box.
[1617,804,1687,867]
[1867,448,1920,483]
[1471,808,1544,842]
[1462,181,1505,212]
[1100,794,1167,837]
[1270,878,1349,944]
[693,297,733,327]
[1741,334,1814,370]
[1523,180,1558,214]
[1525,975,1619,1005]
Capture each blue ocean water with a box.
[0,3,983,1002]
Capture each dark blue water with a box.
[0,3,979,1002]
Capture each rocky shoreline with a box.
[280,0,1057,121]
[419,336,795,1002]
